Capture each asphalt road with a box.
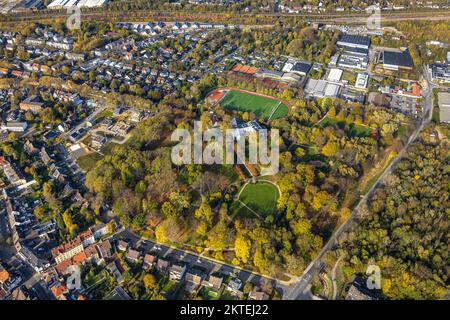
[283,68,434,300]
[113,229,272,289]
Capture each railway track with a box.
[0,9,449,25]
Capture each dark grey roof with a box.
[291,62,311,74]
[338,34,371,47]
[382,49,414,68]
[344,46,369,55]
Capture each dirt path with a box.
[331,256,343,300]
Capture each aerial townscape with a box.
[0,0,448,306]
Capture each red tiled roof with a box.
[72,251,87,265]
[51,283,68,298]
[55,259,72,274]
[52,230,93,258]
[0,269,9,283]
[84,244,98,258]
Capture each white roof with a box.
[324,83,341,97]
[68,144,82,152]
[327,68,343,82]
[355,73,369,88]
[282,61,294,72]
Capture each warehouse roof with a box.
[338,34,371,47]
[383,49,414,68]
[291,61,311,74]
[438,92,450,123]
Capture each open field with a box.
[219,89,289,120]
[231,181,279,219]
[319,116,373,137]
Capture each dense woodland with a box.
[338,125,449,299]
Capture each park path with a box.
[331,256,342,300]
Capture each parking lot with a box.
[390,94,422,118]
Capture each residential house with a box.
[90,134,108,150]
[8,287,30,300]
[108,286,131,300]
[107,261,124,284]
[227,277,243,297]
[156,258,171,274]
[126,249,140,263]
[202,274,223,292]
[24,140,39,155]
[89,222,108,240]
[40,147,54,165]
[184,269,205,293]
[117,240,129,252]
[84,244,100,264]
[96,239,113,260]
[50,282,68,300]
[19,95,44,114]
[0,265,9,285]
[248,287,270,300]
[169,263,187,281]
[143,254,157,269]
[51,230,94,264]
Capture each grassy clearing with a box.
[229,201,256,219]
[395,125,407,138]
[77,152,103,171]
[220,90,288,120]
[342,70,356,85]
[77,142,118,171]
[319,116,373,137]
[238,181,279,218]
[360,150,397,194]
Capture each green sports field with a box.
[230,181,279,219]
[219,90,288,120]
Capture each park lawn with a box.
[319,116,372,137]
[238,181,279,218]
[220,90,288,120]
[229,201,256,219]
[395,124,407,137]
[77,152,103,171]
[77,142,118,171]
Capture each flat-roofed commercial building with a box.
[438,92,450,123]
[429,63,450,84]
[337,34,371,50]
[305,79,341,98]
[380,49,414,71]
[327,68,343,82]
[355,73,369,89]
[338,50,368,70]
